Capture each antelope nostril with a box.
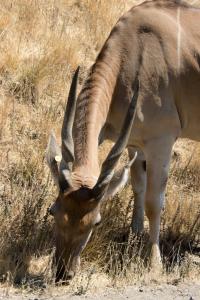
[48,202,58,216]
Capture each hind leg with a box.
[128,147,147,234]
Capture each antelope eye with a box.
[95,220,101,227]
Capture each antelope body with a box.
[46,0,200,281]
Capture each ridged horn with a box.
[93,78,139,201]
[61,66,80,171]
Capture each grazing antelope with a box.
[46,0,200,281]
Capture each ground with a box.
[0,282,200,300]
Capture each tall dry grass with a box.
[0,0,199,291]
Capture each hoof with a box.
[149,243,163,274]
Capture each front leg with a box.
[144,135,175,268]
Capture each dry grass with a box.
[0,0,199,293]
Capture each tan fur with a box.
[48,0,200,281]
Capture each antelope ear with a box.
[46,131,62,186]
[103,152,137,200]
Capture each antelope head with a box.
[46,67,139,282]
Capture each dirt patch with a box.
[0,282,199,300]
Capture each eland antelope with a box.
[46,0,200,281]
